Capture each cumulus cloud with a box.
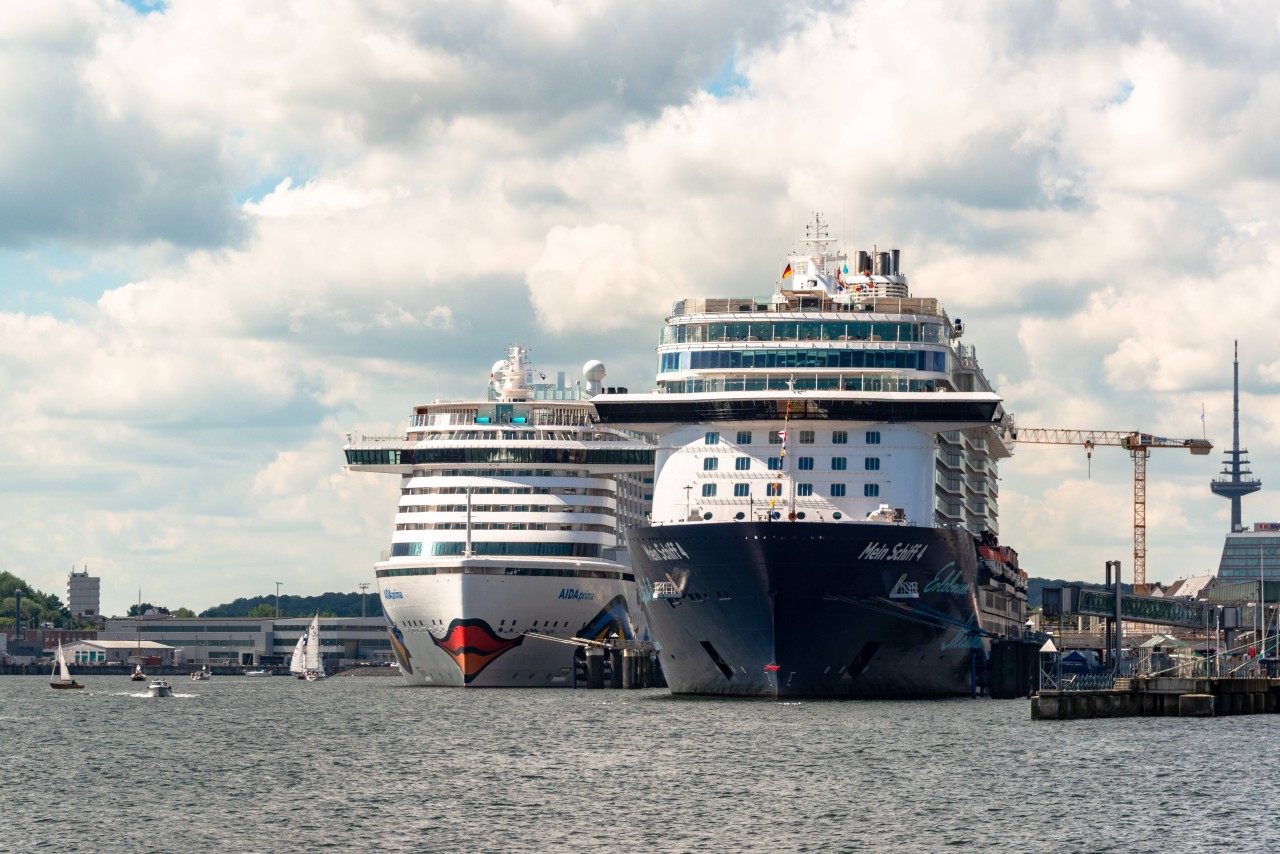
[2,0,1279,611]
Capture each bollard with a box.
[609,649,624,688]
[585,647,605,689]
[621,648,641,689]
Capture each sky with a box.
[3,0,1280,617]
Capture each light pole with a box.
[358,582,370,619]
[275,582,282,619]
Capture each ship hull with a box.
[378,566,643,687]
[629,521,1001,698]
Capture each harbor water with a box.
[3,675,1274,853]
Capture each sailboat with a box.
[290,632,307,680]
[303,614,326,681]
[50,643,84,690]
[130,590,146,681]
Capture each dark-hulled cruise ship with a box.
[592,215,1028,697]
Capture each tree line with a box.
[0,571,383,628]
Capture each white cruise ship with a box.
[592,215,1028,697]
[345,346,655,687]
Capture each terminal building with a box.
[97,616,394,667]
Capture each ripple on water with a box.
[1,677,1276,852]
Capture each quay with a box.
[1033,676,1280,719]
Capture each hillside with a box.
[200,591,382,619]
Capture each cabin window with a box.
[797,457,814,471]
[833,430,848,444]
[703,458,719,471]
[864,457,881,471]
[797,484,814,496]
[865,431,881,445]
[832,457,847,471]
[705,432,720,445]
[702,484,717,497]
[864,484,880,497]
[766,483,782,497]
[733,484,750,497]
[735,457,751,471]
[798,430,815,444]
[736,431,752,444]
[830,484,846,497]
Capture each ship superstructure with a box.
[345,346,654,686]
[592,215,1027,697]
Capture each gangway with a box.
[1043,584,1214,629]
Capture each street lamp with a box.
[358,582,370,619]
[275,582,282,619]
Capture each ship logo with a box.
[889,573,919,599]
[386,619,413,671]
[430,618,525,683]
[576,595,635,641]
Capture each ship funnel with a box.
[890,249,900,275]
[855,250,871,275]
[874,252,891,275]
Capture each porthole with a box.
[734,512,745,520]
[833,512,843,520]
[796,512,806,520]
[703,512,713,520]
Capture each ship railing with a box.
[670,296,945,318]
[1040,661,1118,692]
[651,581,682,599]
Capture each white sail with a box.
[290,634,307,675]
[56,643,71,682]
[305,614,325,676]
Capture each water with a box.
[3,674,1273,853]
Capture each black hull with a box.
[629,521,1006,698]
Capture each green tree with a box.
[247,603,276,618]
[171,607,196,618]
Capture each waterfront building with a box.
[97,616,394,667]
[66,567,101,620]
[60,639,177,666]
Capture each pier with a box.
[1033,676,1279,719]
[1032,573,1280,719]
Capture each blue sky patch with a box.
[119,0,168,13]
[704,51,748,98]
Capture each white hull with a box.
[379,563,644,687]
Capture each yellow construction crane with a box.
[1010,429,1213,595]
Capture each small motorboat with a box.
[243,668,273,678]
[148,678,174,698]
[190,666,212,681]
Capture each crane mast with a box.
[1011,429,1212,594]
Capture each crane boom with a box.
[1012,428,1213,594]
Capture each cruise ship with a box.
[592,216,1028,697]
[344,346,655,687]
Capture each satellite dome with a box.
[490,359,506,377]
[583,360,607,382]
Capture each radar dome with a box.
[583,360,606,395]
[490,360,506,377]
